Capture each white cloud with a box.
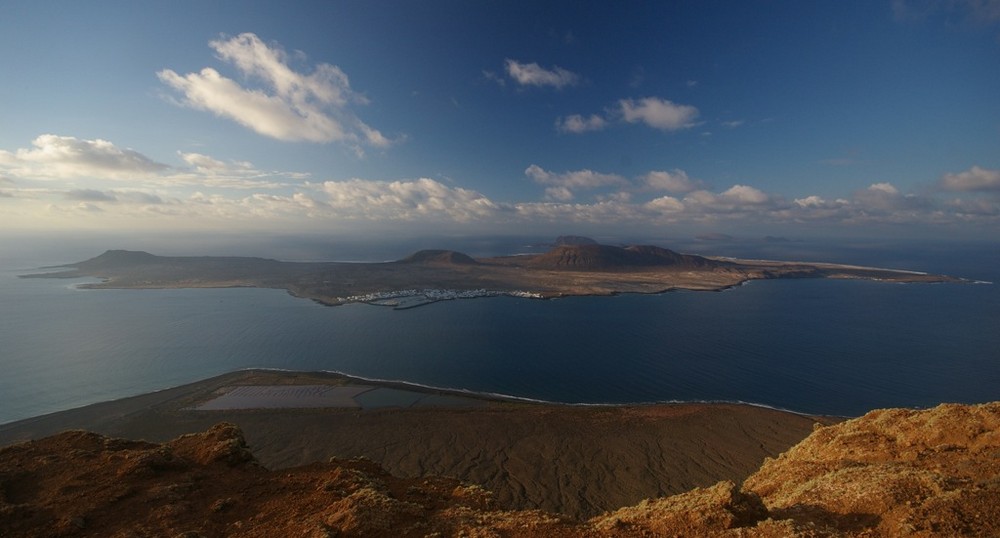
[179,152,255,175]
[0,134,168,179]
[158,33,392,149]
[5,133,998,232]
[514,200,636,223]
[794,195,828,208]
[849,182,935,219]
[558,96,698,135]
[940,165,1000,192]
[642,169,703,193]
[867,182,900,195]
[722,120,745,128]
[504,59,580,89]
[617,97,699,131]
[0,134,300,190]
[171,151,296,188]
[721,184,769,204]
[945,196,1000,217]
[677,185,775,216]
[555,114,608,133]
[525,164,627,200]
[544,186,575,201]
[644,195,685,213]
[315,178,501,222]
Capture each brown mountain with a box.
[399,249,479,265]
[1,402,997,536]
[527,244,723,271]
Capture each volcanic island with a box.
[6,239,998,536]
[21,238,961,309]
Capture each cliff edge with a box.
[1,402,997,537]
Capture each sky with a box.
[1,0,999,244]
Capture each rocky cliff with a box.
[2,402,997,537]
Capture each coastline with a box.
[0,368,841,519]
[20,245,966,310]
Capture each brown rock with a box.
[1,403,998,537]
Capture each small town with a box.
[339,288,543,308]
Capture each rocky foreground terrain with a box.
[1,402,997,537]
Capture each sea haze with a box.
[0,238,997,424]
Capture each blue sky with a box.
[1,0,999,242]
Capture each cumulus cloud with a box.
[0,134,168,179]
[314,178,501,222]
[555,114,608,133]
[644,195,685,213]
[675,185,776,218]
[867,182,900,195]
[721,184,770,204]
[158,33,392,149]
[848,183,914,216]
[504,59,580,89]
[940,165,1000,192]
[794,195,833,208]
[514,200,637,223]
[525,164,627,200]
[945,196,1000,217]
[559,96,699,135]
[617,97,699,131]
[642,169,703,193]
[0,134,301,191]
[5,132,998,231]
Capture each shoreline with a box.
[20,245,966,312]
[0,368,844,519]
[0,366,838,432]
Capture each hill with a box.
[399,249,479,265]
[1,401,996,536]
[73,249,159,270]
[527,244,723,271]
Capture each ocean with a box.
[1,237,997,423]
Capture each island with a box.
[21,238,962,308]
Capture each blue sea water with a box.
[1,238,998,424]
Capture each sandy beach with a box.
[0,369,840,519]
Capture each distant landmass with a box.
[22,239,963,308]
[553,234,599,246]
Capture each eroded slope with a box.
[2,402,998,537]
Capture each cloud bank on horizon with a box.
[3,132,996,233]
[0,2,998,239]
